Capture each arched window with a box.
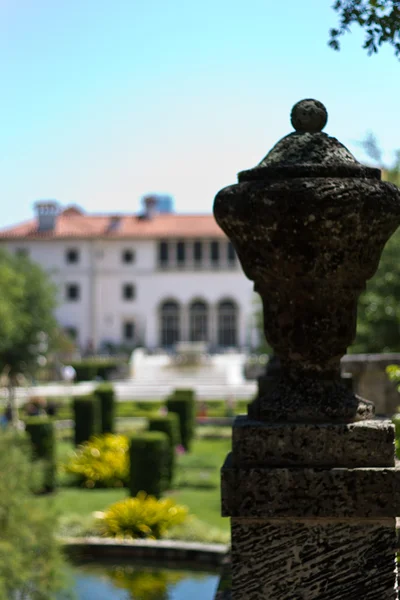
[160,300,180,347]
[189,300,208,342]
[218,300,238,347]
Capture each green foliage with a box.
[172,388,196,401]
[73,395,101,445]
[64,433,129,488]
[329,0,400,58]
[166,391,196,451]
[129,432,168,498]
[0,250,57,379]
[99,492,188,539]
[351,228,400,353]
[25,416,56,492]
[70,358,124,382]
[95,383,116,434]
[0,430,69,599]
[340,135,400,353]
[147,414,180,487]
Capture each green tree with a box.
[0,250,58,423]
[329,0,400,58]
[350,134,400,352]
[0,251,57,378]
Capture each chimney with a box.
[35,200,60,232]
[143,195,158,220]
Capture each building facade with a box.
[0,199,256,352]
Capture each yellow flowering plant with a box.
[64,434,129,488]
[98,492,188,539]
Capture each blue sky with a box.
[0,0,399,227]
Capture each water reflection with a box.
[70,563,219,600]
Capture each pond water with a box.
[67,563,219,600]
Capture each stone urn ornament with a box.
[214,99,400,423]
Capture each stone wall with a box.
[341,353,400,416]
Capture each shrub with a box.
[70,357,124,382]
[24,416,56,492]
[95,383,116,434]
[166,391,195,451]
[64,434,129,488]
[0,430,68,598]
[129,432,168,498]
[99,492,188,539]
[172,388,196,401]
[73,395,101,445]
[147,414,180,488]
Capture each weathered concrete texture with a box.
[232,416,395,468]
[230,519,398,600]
[222,455,400,518]
[213,105,400,421]
[248,369,375,422]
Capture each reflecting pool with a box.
[67,563,219,600]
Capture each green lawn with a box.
[36,433,231,535]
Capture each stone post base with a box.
[219,416,400,600]
[231,519,397,599]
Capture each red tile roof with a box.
[0,207,226,240]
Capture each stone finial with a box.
[290,98,328,133]
[214,99,400,422]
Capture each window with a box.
[160,300,180,347]
[65,327,78,341]
[211,241,220,265]
[218,300,238,347]
[122,249,135,264]
[176,241,185,266]
[122,283,135,301]
[193,241,202,263]
[123,321,135,341]
[15,248,29,258]
[227,242,236,264]
[66,248,79,264]
[189,300,208,342]
[66,283,80,301]
[158,241,169,266]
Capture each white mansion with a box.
[0,198,255,353]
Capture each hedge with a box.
[166,390,196,451]
[94,383,115,434]
[24,417,56,492]
[172,388,196,401]
[69,358,124,382]
[129,432,168,498]
[73,395,101,446]
[147,414,180,488]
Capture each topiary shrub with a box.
[166,391,195,451]
[25,416,56,492]
[172,388,196,401]
[147,414,180,488]
[129,432,168,498]
[73,395,101,446]
[98,492,188,539]
[95,383,116,434]
[70,358,124,382]
[64,434,129,488]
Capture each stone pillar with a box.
[214,99,400,599]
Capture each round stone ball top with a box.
[290,99,328,133]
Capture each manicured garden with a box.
[24,386,236,545]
